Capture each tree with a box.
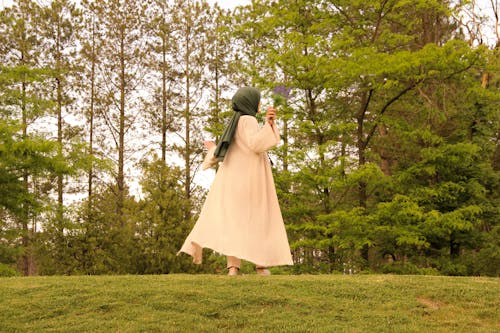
[79,0,100,217]
[145,0,179,164]
[204,4,233,144]
[89,0,150,225]
[37,0,85,272]
[133,158,193,274]
[0,65,68,275]
[169,0,212,218]
[1,0,47,275]
[230,0,497,273]
[0,0,497,276]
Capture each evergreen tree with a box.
[204,4,233,143]
[89,0,150,226]
[169,0,212,219]
[133,158,193,274]
[145,0,179,164]
[35,0,85,274]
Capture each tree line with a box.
[0,0,498,277]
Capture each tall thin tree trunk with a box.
[378,126,391,176]
[283,117,289,172]
[183,15,192,218]
[118,29,126,224]
[214,47,220,142]
[212,22,221,162]
[57,76,63,224]
[184,44,191,205]
[357,115,367,208]
[56,22,64,235]
[161,36,168,164]
[356,90,371,208]
[21,79,32,275]
[88,19,96,219]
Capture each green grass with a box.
[0,274,498,332]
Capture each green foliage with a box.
[380,262,440,275]
[0,263,19,277]
[133,158,196,274]
[0,0,498,277]
[466,225,500,277]
[0,61,90,274]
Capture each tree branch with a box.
[364,80,420,148]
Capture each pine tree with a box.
[170,0,211,219]
[134,158,193,274]
[89,0,150,225]
[204,4,233,143]
[37,0,83,273]
[145,0,179,164]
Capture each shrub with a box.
[381,262,440,275]
[0,263,19,277]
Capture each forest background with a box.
[0,0,498,277]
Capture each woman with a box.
[178,87,293,276]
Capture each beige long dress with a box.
[178,115,293,267]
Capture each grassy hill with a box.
[0,274,498,332]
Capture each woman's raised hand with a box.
[266,106,276,125]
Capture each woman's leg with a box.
[256,265,271,276]
[227,256,241,276]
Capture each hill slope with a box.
[1,274,498,332]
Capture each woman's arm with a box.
[240,115,280,153]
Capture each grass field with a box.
[0,274,498,332]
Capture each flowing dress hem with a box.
[178,240,293,267]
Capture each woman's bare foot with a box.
[228,266,240,276]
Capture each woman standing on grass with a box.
[178,87,293,276]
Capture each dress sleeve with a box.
[201,145,218,170]
[239,116,280,153]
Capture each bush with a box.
[0,263,20,277]
[471,246,500,277]
[467,227,500,277]
[380,262,440,275]
[435,259,468,276]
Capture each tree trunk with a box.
[161,34,168,164]
[283,106,289,172]
[357,114,367,208]
[21,80,32,276]
[57,75,64,228]
[183,14,192,219]
[117,28,126,224]
[450,233,460,259]
[356,90,372,208]
[184,46,191,207]
[56,20,64,235]
[378,125,391,176]
[88,20,96,214]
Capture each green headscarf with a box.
[214,87,261,161]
